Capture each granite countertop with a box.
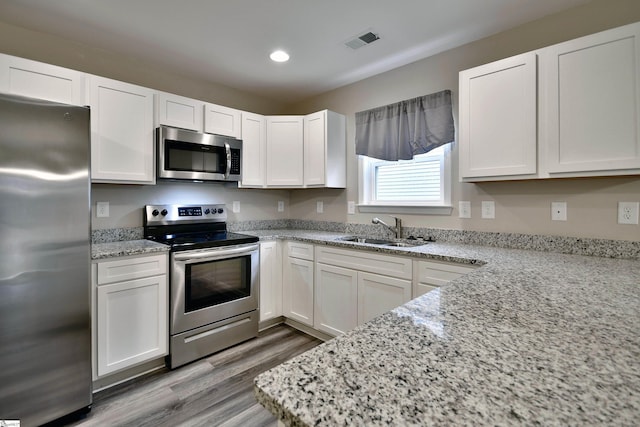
[91,239,169,260]
[250,230,640,426]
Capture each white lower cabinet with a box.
[282,242,314,327]
[315,246,413,336]
[259,241,282,322]
[358,272,411,324]
[314,263,358,336]
[276,243,477,338]
[93,253,168,378]
[413,259,478,298]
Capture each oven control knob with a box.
[152,209,159,217]
[217,208,224,214]
[204,208,211,215]
[161,209,168,216]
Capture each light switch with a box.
[96,201,109,218]
[316,201,324,213]
[232,201,240,213]
[278,201,284,212]
[459,201,471,219]
[481,201,495,219]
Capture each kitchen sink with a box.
[341,237,393,245]
[339,237,426,247]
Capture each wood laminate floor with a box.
[64,325,322,427]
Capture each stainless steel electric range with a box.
[144,204,260,369]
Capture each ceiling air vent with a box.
[345,31,380,50]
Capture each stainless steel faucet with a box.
[372,216,402,239]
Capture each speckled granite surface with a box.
[91,239,169,260]
[93,221,640,259]
[252,231,640,426]
[92,227,144,243]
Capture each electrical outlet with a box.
[232,201,240,213]
[618,202,639,225]
[96,201,109,218]
[316,201,324,214]
[459,201,471,219]
[481,201,495,219]
[347,201,356,215]
[551,201,567,221]
[277,201,284,212]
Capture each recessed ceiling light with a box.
[270,50,290,62]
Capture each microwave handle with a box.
[224,142,231,180]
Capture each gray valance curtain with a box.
[355,89,454,161]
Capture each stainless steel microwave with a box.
[157,126,242,182]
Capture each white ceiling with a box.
[0,0,592,104]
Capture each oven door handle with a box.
[173,243,259,262]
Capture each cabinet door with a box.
[413,259,477,298]
[259,241,282,321]
[266,116,304,186]
[459,52,537,180]
[358,272,411,325]
[0,53,85,105]
[304,110,326,186]
[542,23,640,174]
[240,112,266,187]
[314,263,358,336]
[283,256,314,326]
[88,76,155,183]
[155,92,204,131]
[96,274,168,376]
[204,103,241,138]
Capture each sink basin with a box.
[384,242,418,247]
[339,237,426,247]
[341,237,393,245]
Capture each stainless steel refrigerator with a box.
[0,93,92,426]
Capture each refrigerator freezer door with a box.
[0,93,92,425]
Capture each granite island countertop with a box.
[249,230,640,426]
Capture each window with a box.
[358,144,452,215]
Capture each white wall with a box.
[91,183,290,229]
[286,0,640,241]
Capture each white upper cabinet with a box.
[87,75,155,184]
[204,102,242,138]
[0,53,85,105]
[240,112,267,187]
[259,110,346,189]
[304,110,346,188]
[266,115,305,186]
[459,52,538,180]
[155,92,204,132]
[541,22,640,176]
[459,22,640,181]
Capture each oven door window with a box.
[185,255,250,312]
[165,139,225,174]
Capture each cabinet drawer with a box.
[415,259,477,286]
[286,241,314,261]
[97,254,167,285]
[316,246,412,280]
